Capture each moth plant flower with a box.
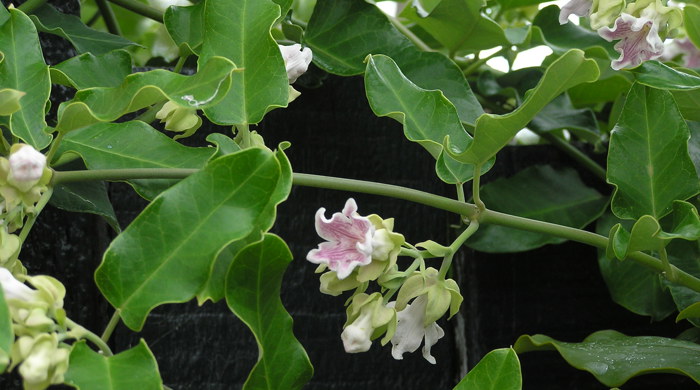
[279,44,313,84]
[559,0,625,30]
[156,100,202,140]
[662,37,700,68]
[390,267,463,364]
[341,293,396,353]
[307,198,404,283]
[11,333,70,390]
[0,144,52,219]
[0,268,38,303]
[598,0,682,70]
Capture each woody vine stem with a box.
[50,167,700,294]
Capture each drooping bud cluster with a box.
[0,268,71,390]
[307,199,463,364]
[559,0,686,70]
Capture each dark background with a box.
[1,0,698,388]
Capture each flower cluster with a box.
[560,0,684,70]
[1,268,71,390]
[307,199,463,363]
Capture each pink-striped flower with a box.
[598,12,664,70]
[307,199,374,280]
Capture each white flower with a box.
[279,44,313,84]
[341,312,373,353]
[390,295,445,364]
[559,0,593,24]
[0,268,37,302]
[9,145,46,184]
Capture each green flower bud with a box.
[156,101,202,139]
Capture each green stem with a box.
[66,318,113,356]
[45,131,65,166]
[16,0,48,13]
[539,132,606,181]
[388,16,433,52]
[95,0,122,36]
[659,247,678,282]
[101,310,121,343]
[17,187,53,248]
[107,0,163,23]
[134,101,166,124]
[462,48,506,76]
[48,168,700,293]
[399,247,435,259]
[456,183,465,203]
[439,220,479,278]
[173,54,189,73]
[472,164,485,211]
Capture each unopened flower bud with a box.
[279,44,313,84]
[9,145,46,184]
[341,313,373,353]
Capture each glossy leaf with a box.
[632,61,700,91]
[453,348,521,390]
[206,133,241,160]
[56,56,236,133]
[466,165,608,252]
[528,93,600,143]
[226,234,313,390]
[673,89,700,121]
[514,330,700,387]
[448,49,599,165]
[95,148,284,330]
[29,4,137,55]
[305,0,483,124]
[64,340,162,390]
[665,240,700,327]
[689,122,700,174]
[364,54,486,184]
[57,121,214,200]
[0,288,12,373]
[401,0,507,55]
[608,216,666,260]
[607,83,700,220]
[685,5,700,48]
[197,148,292,302]
[677,301,700,323]
[199,0,289,125]
[596,212,675,321]
[51,50,133,89]
[532,6,615,56]
[50,181,120,233]
[164,2,204,55]
[0,8,52,149]
[657,201,700,241]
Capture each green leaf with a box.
[607,83,700,220]
[528,93,600,143]
[364,54,487,184]
[685,5,700,49]
[447,49,599,165]
[466,165,608,252]
[689,121,700,174]
[199,0,289,125]
[665,240,700,327]
[95,148,285,331]
[305,0,483,124]
[401,0,507,55]
[56,56,237,133]
[514,330,700,387]
[205,133,241,160]
[0,88,24,116]
[164,2,204,55]
[532,6,615,56]
[197,148,292,302]
[677,301,700,323]
[657,201,700,241]
[64,340,162,390]
[50,181,120,233]
[596,211,676,321]
[632,61,700,91]
[51,50,133,89]
[453,348,521,390]
[0,8,52,149]
[608,216,666,260]
[225,234,313,390]
[0,288,12,373]
[29,4,137,55]
[57,121,214,200]
[673,89,700,121]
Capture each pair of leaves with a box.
[0,7,51,149]
[607,83,699,221]
[64,341,162,390]
[453,348,521,390]
[56,56,237,133]
[515,330,700,387]
[304,0,483,125]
